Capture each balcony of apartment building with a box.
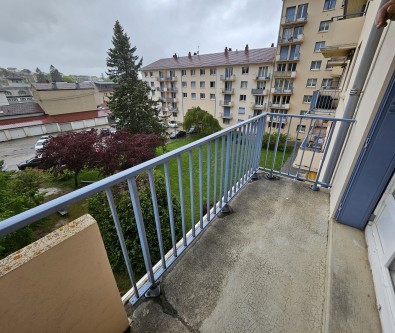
[167,87,178,92]
[269,102,290,110]
[219,100,234,107]
[164,76,178,82]
[221,88,235,95]
[271,87,293,95]
[0,113,380,333]
[275,53,300,62]
[254,73,271,81]
[250,102,267,110]
[280,13,308,26]
[220,74,236,82]
[251,88,268,96]
[320,12,366,59]
[273,70,297,78]
[278,34,304,45]
[308,88,340,116]
[266,112,288,124]
[161,97,178,103]
[219,111,233,119]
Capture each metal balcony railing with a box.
[278,34,304,44]
[255,73,271,81]
[219,112,233,119]
[219,100,234,107]
[273,71,296,78]
[281,13,308,25]
[272,87,294,94]
[221,88,234,94]
[251,89,267,95]
[308,89,340,116]
[0,113,355,308]
[220,75,236,81]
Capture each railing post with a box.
[222,132,232,213]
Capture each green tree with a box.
[49,65,62,82]
[183,107,222,136]
[106,20,165,138]
[35,67,49,83]
[62,75,75,83]
[88,172,182,278]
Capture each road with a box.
[0,136,40,170]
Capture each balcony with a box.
[162,98,178,103]
[308,89,340,116]
[167,87,178,92]
[273,70,297,78]
[219,100,234,107]
[219,112,233,119]
[164,76,178,82]
[270,102,290,110]
[275,54,300,62]
[254,73,271,81]
[278,34,304,45]
[220,74,236,82]
[251,102,267,110]
[266,114,288,123]
[321,15,365,58]
[221,88,235,95]
[0,114,380,333]
[271,87,294,94]
[157,87,167,92]
[281,13,308,26]
[251,88,268,96]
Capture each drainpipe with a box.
[322,0,388,185]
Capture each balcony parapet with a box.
[251,89,268,96]
[220,74,236,82]
[221,88,235,95]
[219,112,233,119]
[278,34,304,44]
[281,13,308,26]
[273,71,297,78]
[276,54,300,62]
[254,73,271,81]
[219,100,234,107]
[271,87,294,94]
[251,102,267,110]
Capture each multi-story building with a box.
[141,46,276,127]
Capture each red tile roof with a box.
[0,109,110,130]
[0,102,45,117]
[142,47,276,71]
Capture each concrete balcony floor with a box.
[128,176,381,333]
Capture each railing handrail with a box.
[0,114,267,237]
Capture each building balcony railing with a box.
[221,88,235,95]
[219,100,234,107]
[273,71,297,78]
[275,54,300,62]
[278,34,304,44]
[270,103,290,110]
[254,73,271,81]
[220,74,236,82]
[0,112,356,333]
[219,112,233,119]
[266,114,288,124]
[308,89,340,116]
[161,98,178,103]
[251,89,268,96]
[167,87,178,92]
[164,76,178,82]
[251,102,267,110]
[271,87,294,94]
[157,87,167,92]
[281,13,308,26]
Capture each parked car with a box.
[169,130,186,139]
[168,120,178,128]
[17,157,43,170]
[1,161,8,172]
[187,126,198,134]
[34,135,50,151]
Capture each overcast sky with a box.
[0,0,282,77]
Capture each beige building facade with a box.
[141,47,276,128]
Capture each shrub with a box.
[261,132,289,151]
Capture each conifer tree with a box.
[35,67,48,83]
[106,20,165,137]
[49,65,62,82]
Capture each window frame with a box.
[310,60,322,70]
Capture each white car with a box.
[34,136,50,151]
[168,120,178,128]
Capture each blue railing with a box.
[0,115,266,304]
[0,113,355,304]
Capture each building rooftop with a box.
[141,47,276,71]
[32,82,95,91]
[0,102,44,118]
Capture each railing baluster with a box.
[244,122,253,182]
[238,124,247,188]
[177,156,187,246]
[199,146,203,228]
[223,132,232,205]
[163,162,177,257]
[229,130,237,196]
[127,177,155,285]
[219,137,225,208]
[147,169,166,269]
[233,128,242,189]
[270,117,284,175]
[105,188,139,298]
[188,151,195,237]
[207,141,211,221]
[213,139,219,214]
[248,120,259,177]
[281,117,293,173]
[296,118,314,179]
[288,117,303,177]
[265,115,273,170]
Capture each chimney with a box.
[245,44,249,53]
[229,47,232,51]
[224,47,228,56]
[188,52,192,59]
[174,53,178,59]
[271,43,274,47]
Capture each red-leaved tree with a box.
[95,130,163,176]
[40,130,98,188]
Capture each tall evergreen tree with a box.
[49,65,62,82]
[106,20,165,137]
[35,67,48,83]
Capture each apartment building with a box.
[141,46,276,127]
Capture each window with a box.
[200,69,205,75]
[314,41,325,52]
[200,93,205,99]
[240,81,248,89]
[297,125,306,133]
[150,82,154,87]
[319,20,331,32]
[200,81,205,88]
[181,70,186,76]
[191,93,196,99]
[191,81,196,88]
[18,90,28,95]
[326,60,333,70]
[144,72,148,77]
[151,90,155,96]
[210,68,216,75]
[300,110,308,115]
[210,94,215,100]
[242,66,249,74]
[150,72,153,77]
[310,60,322,70]
[240,95,246,101]
[303,95,312,103]
[183,93,188,98]
[190,69,196,76]
[238,107,246,114]
[324,0,336,10]
[223,119,230,124]
[159,71,164,78]
[181,81,187,88]
[210,81,215,88]
[321,78,333,88]
[4,91,11,96]
[306,79,317,87]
